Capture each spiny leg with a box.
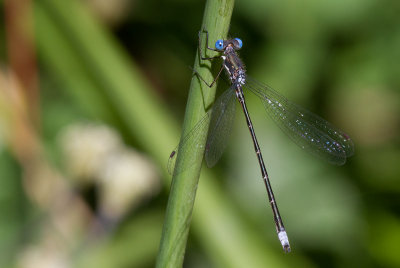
[191,65,224,88]
[198,30,221,60]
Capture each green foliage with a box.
[0,0,399,267]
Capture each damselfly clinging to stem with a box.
[168,29,354,253]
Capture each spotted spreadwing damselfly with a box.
[168,29,354,252]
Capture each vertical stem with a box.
[156,0,234,267]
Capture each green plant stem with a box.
[156,0,234,267]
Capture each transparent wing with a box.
[167,88,237,175]
[244,76,354,165]
[167,111,211,175]
[205,88,236,167]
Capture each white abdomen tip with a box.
[278,231,291,253]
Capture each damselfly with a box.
[168,29,354,252]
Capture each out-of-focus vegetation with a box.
[0,0,399,267]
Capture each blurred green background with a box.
[1,0,400,267]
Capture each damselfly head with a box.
[215,38,243,51]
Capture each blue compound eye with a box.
[235,38,243,49]
[215,39,224,50]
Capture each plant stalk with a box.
[156,0,234,267]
